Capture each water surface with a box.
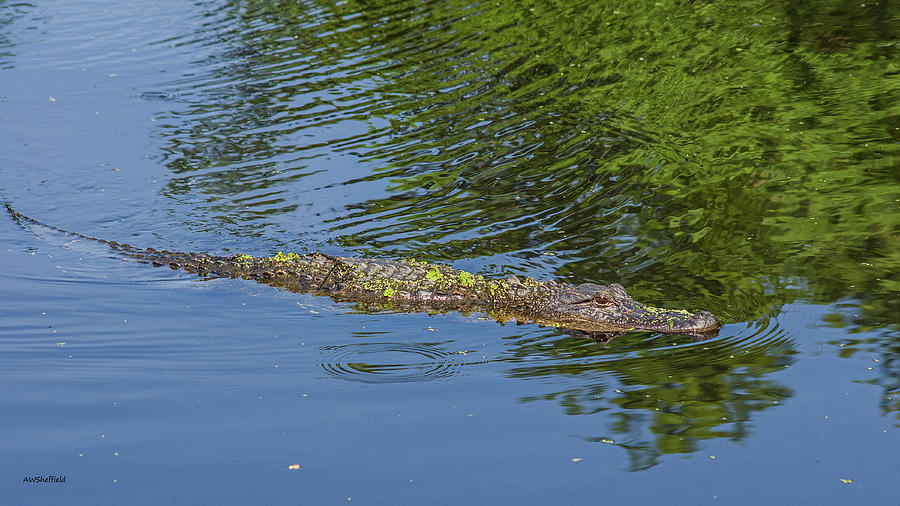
[1,0,898,503]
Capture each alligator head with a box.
[539,282,721,336]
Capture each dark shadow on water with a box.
[506,320,796,471]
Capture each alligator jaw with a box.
[539,282,722,336]
[540,309,721,336]
[616,307,722,335]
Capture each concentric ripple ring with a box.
[318,342,468,383]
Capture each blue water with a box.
[4,236,894,503]
[2,0,898,504]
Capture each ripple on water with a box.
[318,341,469,383]
[619,318,798,378]
[498,319,797,384]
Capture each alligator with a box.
[6,204,721,340]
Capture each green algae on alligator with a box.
[6,205,721,339]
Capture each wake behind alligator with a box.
[6,205,721,339]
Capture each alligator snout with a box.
[689,310,721,333]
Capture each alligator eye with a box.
[592,296,614,306]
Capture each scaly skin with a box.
[6,205,722,338]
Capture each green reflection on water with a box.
[148,0,898,453]
[509,323,795,470]
[155,0,897,320]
